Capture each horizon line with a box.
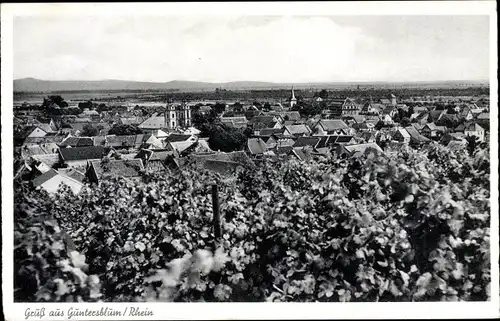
[14,77,490,84]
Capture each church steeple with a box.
[290,86,297,108]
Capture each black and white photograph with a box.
[2,1,498,320]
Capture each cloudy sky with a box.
[14,15,489,83]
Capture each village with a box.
[13,87,490,195]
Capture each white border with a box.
[2,1,498,320]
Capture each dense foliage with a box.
[108,124,144,136]
[14,142,491,302]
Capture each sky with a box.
[13,15,490,83]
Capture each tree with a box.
[318,89,329,99]
[78,101,93,110]
[401,117,411,127]
[108,124,143,136]
[213,102,226,115]
[263,102,271,111]
[208,125,247,152]
[43,95,68,109]
[81,124,99,137]
[408,105,414,116]
[465,135,480,156]
[232,102,243,113]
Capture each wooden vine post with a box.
[211,183,222,243]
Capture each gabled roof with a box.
[315,136,335,149]
[280,111,301,121]
[221,116,248,123]
[405,126,430,143]
[382,106,396,114]
[259,128,285,136]
[164,134,194,143]
[429,110,445,120]
[190,151,255,168]
[396,128,411,138]
[289,148,313,161]
[293,136,321,148]
[59,146,107,161]
[247,138,268,155]
[31,154,60,167]
[476,112,489,120]
[380,98,392,105]
[89,159,144,180]
[335,135,354,143]
[32,169,59,187]
[464,123,484,132]
[425,123,439,131]
[343,143,383,155]
[138,115,168,129]
[316,119,349,131]
[59,136,94,147]
[58,168,85,183]
[284,124,311,135]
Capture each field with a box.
[14,142,490,302]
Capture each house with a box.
[87,159,145,183]
[244,109,263,120]
[59,136,94,148]
[138,113,169,130]
[293,136,321,149]
[58,168,86,183]
[312,119,350,136]
[360,102,384,115]
[463,123,485,142]
[278,111,301,122]
[380,114,394,124]
[404,126,431,145]
[459,106,474,121]
[382,106,398,118]
[337,143,384,158]
[20,143,59,159]
[288,148,313,162]
[440,132,466,146]
[447,140,468,152]
[341,98,360,116]
[31,154,60,168]
[163,134,198,155]
[18,126,48,142]
[142,134,164,149]
[119,117,143,126]
[475,112,490,130]
[259,128,285,137]
[429,110,445,123]
[283,124,312,137]
[135,149,176,172]
[249,115,281,131]
[352,122,375,133]
[59,146,108,168]
[360,132,377,143]
[343,115,365,124]
[105,134,145,150]
[393,128,411,143]
[32,169,84,195]
[324,98,357,117]
[246,138,268,156]
[420,123,443,138]
[379,98,392,106]
[183,127,202,136]
[220,116,249,129]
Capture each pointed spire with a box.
[291,86,296,100]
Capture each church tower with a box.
[290,87,297,108]
[165,103,177,130]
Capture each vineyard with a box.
[14,142,491,302]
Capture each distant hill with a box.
[13,77,489,93]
